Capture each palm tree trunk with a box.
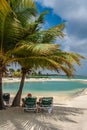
[12,72,26,107]
[0,71,5,110]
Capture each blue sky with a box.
[34,0,87,76]
[36,3,63,28]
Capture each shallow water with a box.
[2,80,87,95]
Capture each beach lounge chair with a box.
[24,97,37,112]
[3,93,10,104]
[38,97,53,113]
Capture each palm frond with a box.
[0,0,11,52]
[36,11,48,24]
[17,8,37,28]
[41,23,65,43]
[13,43,59,56]
[14,56,74,77]
[0,0,24,52]
[6,0,37,29]
[24,23,65,43]
[30,11,49,31]
[7,0,36,12]
[60,52,85,66]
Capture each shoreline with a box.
[2,77,87,83]
[2,77,87,100]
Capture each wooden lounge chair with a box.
[38,97,53,113]
[24,97,37,112]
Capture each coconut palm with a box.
[11,29,84,107]
[12,42,84,106]
[0,0,37,110]
[11,11,67,107]
[0,0,22,109]
[11,5,84,106]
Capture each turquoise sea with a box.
[2,77,87,95]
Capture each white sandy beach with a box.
[2,77,87,83]
[0,87,87,130]
[0,78,87,130]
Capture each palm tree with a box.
[11,34,84,107]
[11,9,67,107]
[0,0,36,110]
[11,44,62,106]
[0,0,22,109]
[11,6,85,107]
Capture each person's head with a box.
[27,93,32,97]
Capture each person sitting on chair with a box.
[37,98,42,112]
[22,93,32,107]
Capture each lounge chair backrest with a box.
[40,97,53,107]
[3,93,10,101]
[25,97,37,106]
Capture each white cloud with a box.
[36,0,87,19]
[36,0,87,49]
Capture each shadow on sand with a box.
[0,106,85,130]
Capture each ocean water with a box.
[2,80,87,95]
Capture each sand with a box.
[0,89,87,130]
[0,87,87,130]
